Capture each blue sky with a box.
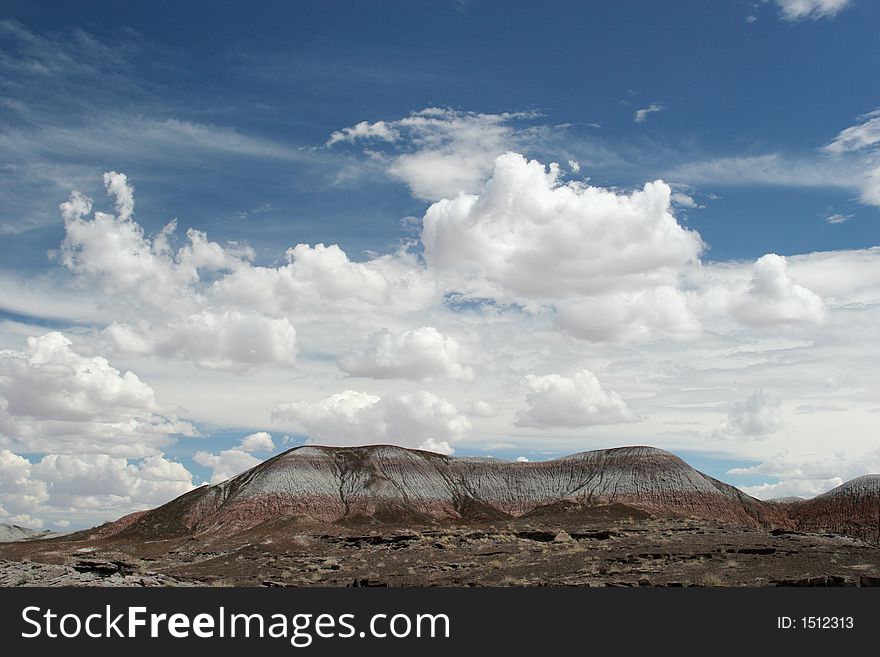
[1,1,879,527]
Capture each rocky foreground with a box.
[0,445,877,587]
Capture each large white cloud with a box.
[194,431,276,484]
[422,153,703,299]
[272,390,471,453]
[514,370,636,429]
[0,332,194,456]
[338,326,473,380]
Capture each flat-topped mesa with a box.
[99,444,791,539]
[784,475,880,545]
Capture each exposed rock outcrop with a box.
[97,445,789,539]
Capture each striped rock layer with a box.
[106,445,791,538]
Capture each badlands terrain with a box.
[1,445,878,587]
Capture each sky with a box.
[0,0,879,529]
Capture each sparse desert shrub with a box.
[701,573,724,587]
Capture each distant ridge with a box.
[0,523,55,542]
[781,475,880,544]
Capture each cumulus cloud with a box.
[194,431,275,484]
[327,108,542,200]
[338,326,472,380]
[733,254,827,326]
[0,332,194,457]
[0,449,48,525]
[634,103,664,123]
[239,431,275,452]
[715,390,783,438]
[417,438,455,455]
[273,390,471,453]
[0,448,193,528]
[422,152,703,299]
[775,0,851,21]
[59,172,435,371]
[514,370,636,429]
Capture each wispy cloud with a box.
[775,0,851,22]
[665,153,863,191]
[634,103,664,124]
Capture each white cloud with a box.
[822,111,880,205]
[58,172,435,372]
[740,478,842,499]
[733,254,827,326]
[338,326,472,380]
[104,310,298,373]
[862,165,880,205]
[824,110,880,155]
[776,0,851,21]
[194,432,275,484]
[670,191,701,209]
[0,449,193,527]
[556,287,701,342]
[731,447,880,499]
[715,390,783,438]
[514,370,636,429]
[0,449,48,523]
[515,456,530,462]
[213,243,435,317]
[634,103,664,123]
[239,431,275,453]
[0,332,194,457]
[665,153,863,191]
[417,438,455,455]
[825,213,852,224]
[273,390,471,453]
[422,152,703,299]
[326,120,399,146]
[327,108,541,200]
[33,453,193,508]
[102,171,135,222]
